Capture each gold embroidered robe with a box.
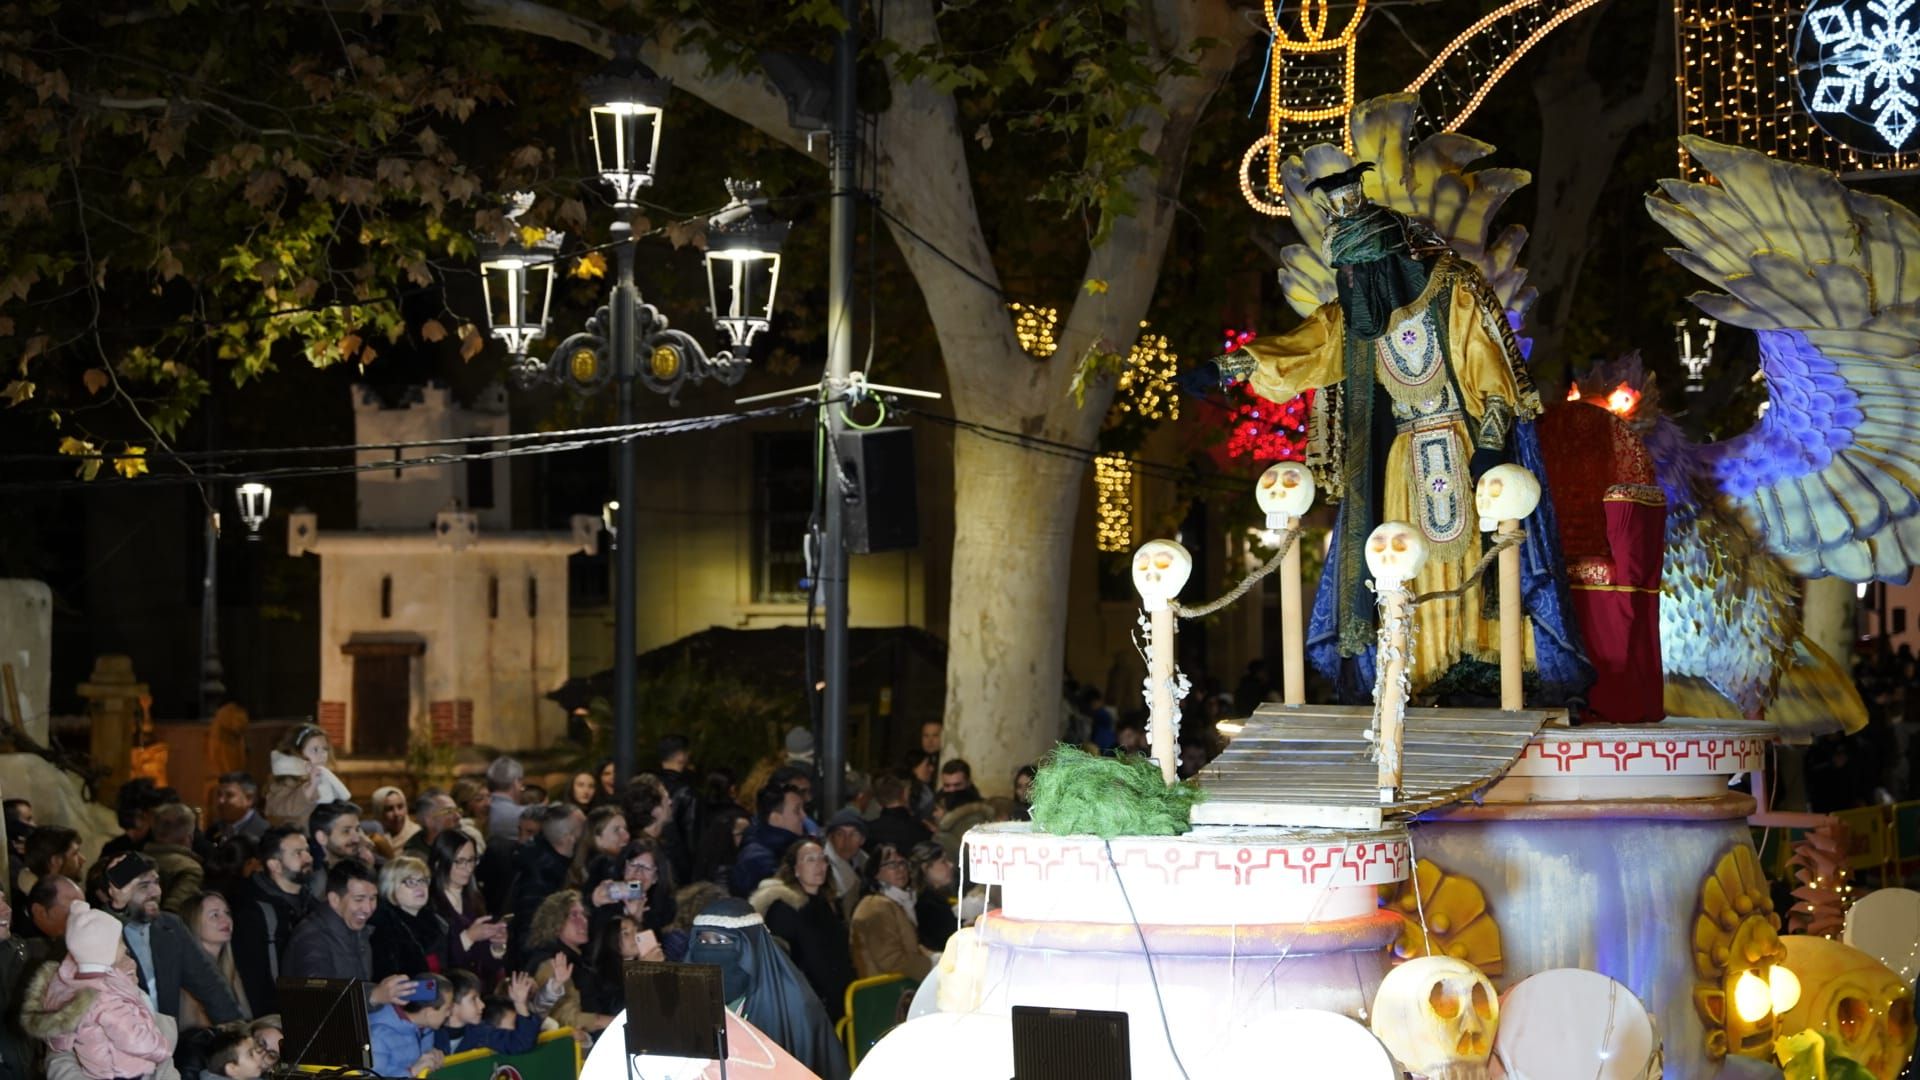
[1239,257,1529,690]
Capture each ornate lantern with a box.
[703,179,790,349]
[234,482,272,541]
[582,38,671,207]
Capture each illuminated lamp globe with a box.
[477,221,561,387]
[235,482,272,541]
[582,37,671,207]
[704,179,790,349]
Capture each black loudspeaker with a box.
[837,426,920,554]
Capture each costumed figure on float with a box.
[1214,100,1592,707]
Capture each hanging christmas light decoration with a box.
[1239,0,1367,217]
[1110,322,1181,422]
[1094,453,1136,553]
[1010,302,1059,359]
[1402,0,1608,134]
[1676,0,1920,177]
[1224,384,1313,463]
[1796,0,1920,156]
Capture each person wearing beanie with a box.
[820,809,868,920]
[94,852,242,1033]
[22,901,178,1079]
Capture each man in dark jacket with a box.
[97,851,243,1031]
[282,859,414,1009]
[507,806,580,939]
[230,825,318,1015]
[864,772,932,858]
[728,785,804,898]
[657,735,704,873]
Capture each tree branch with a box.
[1053,0,1252,440]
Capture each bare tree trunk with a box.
[941,434,1089,782]
[1525,0,1671,377]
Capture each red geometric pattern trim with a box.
[1510,734,1766,776]
[967,834,1410,889]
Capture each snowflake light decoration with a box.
[1796,0,1920,154]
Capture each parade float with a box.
[856,96,1920,1080]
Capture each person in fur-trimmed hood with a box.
[748,837,853,1021]
[22,902,178,1080]
[262,725,351,829]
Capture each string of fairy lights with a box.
[1407,0,1608,135]
[1094,452,1136,552]
[1008,305,1187,551]
[1675,0,1920,177]
[1239,0,1609,216]
[1009,302,1059,359]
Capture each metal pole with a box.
[612,218,639,787]
[198,503,225,719]
[818,0,858,813]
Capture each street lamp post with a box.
[478,40,787,787]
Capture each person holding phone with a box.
[428,831,507,984]
[367,973,449,1078]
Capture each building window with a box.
[488,576,499,619]
[753,432,812,604]
[466,443,494,509]
[380,575,392,619]
[527,575,539,618]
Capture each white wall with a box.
[352,384,511,531]
[317,546,572,751]
[0,580,52,744]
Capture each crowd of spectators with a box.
[0,716,1043,1080]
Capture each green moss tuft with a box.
[1027,744,1203,839]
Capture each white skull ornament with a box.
[1475,464,1541,533]
[1365,522,1429,588]
[1372,955,1500,1080]
[1255,463,1317,527]
[1131,540,1192,611]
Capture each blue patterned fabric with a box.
[1306,417,1595,705]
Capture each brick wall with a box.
[430,699,473,745]
[318,701,347,747]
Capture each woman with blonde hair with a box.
[368,854,448,981]
[519,890,612,1034]
[178,891,253,1031]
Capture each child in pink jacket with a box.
[22,901,175,1079]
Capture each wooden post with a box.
[1375,584,1411,801]
[1149,605,1178,785]
[1499,521,1523,711]
[1280,516,1306,706]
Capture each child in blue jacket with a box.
[435,971,543,1057]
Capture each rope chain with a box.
[1170,519,1305,619]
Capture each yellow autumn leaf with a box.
[0,379,31,407]
[1082,278,1109,295]
[59,436,100,481]
[518,225,547,248]
[571,251,607,280]
[83,368,108,395]
[113,445,149,479]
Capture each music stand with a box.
[623,961,728,1080]
[275,977,372,1072]
[1011,1004,1130,1080]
